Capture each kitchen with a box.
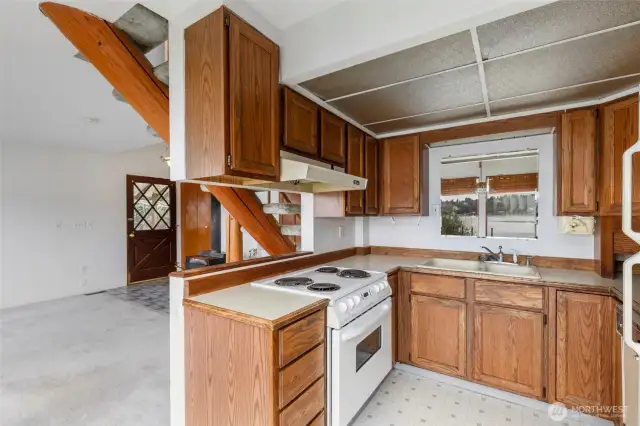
[159,0,640,424]
[35,0,637,425]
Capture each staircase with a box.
[263,193,302,249]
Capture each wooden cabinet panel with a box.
[345,125,365,215]
[279,344,324,409]
[228,13,280,179]
[397,271,412,364]
[279,378,324,426]
[411,295,466,377]
[558,109,597,215]
[472,304,545,398]
[380,135,424,215]
[180,182,211,265]
[278,309,325,367]
[410,274,466,299]
[309,411,325,426]
[364,136,379,215]
[556,291,612,409]
[600,96,640,215]
[283,88,318,156]
[388,273,398,364]
[474,281,543,310]
[320,110,346,166]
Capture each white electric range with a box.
[252,266,393,426]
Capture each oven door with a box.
[330,297,392,426]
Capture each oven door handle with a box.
[340,299,391,342]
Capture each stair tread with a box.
[263,203,301,214]
[154,62,169,85]
[279,225,301,236]
[113,4,168,52]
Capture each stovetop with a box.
[251,266,386,302]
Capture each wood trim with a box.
[370,246,596,271]
[183,298,327,331]
[171,252,309,278]
[225,215,243,263]
[546,287,557,402]
[183,248,358,297]
[465,279,475,380]
[206,186,295,256]
[40,3,169,142]
[419,112,559,145]
[397,271,412,363]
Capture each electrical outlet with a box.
[81,278,88,287]
[338,226,344,238]
[54,220,62,229]
[86,221,94,229]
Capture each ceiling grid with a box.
[298,0,640,137]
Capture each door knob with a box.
[129,233,135,238]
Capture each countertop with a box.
[186,254,640,321]
[185,284,327,330]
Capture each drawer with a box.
[410,274,466,299]
[280,377,324,426]
[474,281,543,310]
[279,309,325,367]
[279,344,325,409]
[309,411,325,426]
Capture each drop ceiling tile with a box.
[478,0,640,60]
[329,66,484,124]
[367,104,487,134]
[484,24,640,101]
[299,31,476,100]
[490,75,640,115]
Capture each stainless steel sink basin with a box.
[415,258,541,280]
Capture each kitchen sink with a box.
[415,258,541,280]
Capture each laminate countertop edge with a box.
[183,297,328,330]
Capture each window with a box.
[440,151,539,239]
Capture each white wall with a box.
[1,142,170,309]
[369,134,595,259]
[314,217,357,253]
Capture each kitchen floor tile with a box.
[352,369,591,426]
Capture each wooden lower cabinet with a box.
[472,304,545,398]
[556,291,613,410]
[410,294,466,377]
[388,272,398,364]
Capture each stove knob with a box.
[338,302,348,313]
[371,286,379,294]
[346,298,355,309]
[353,296,361,306]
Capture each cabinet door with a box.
[228,13,280,179]
[472,304,545,398]
[558,109,597,215]
[364,136,379,215]
[283,88,318,156]
[388,273,398,364]
[411,295,466,377]
[320,110,346,166]
[380,135,422,215]
[345,125,364,215]
[600,96,640,215]
[556,292,613,409]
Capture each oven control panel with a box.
[328,279,392,328]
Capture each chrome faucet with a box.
[480,245,504,262]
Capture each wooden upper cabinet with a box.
[364,136,379,215]
[411,294,466,377]
[282,88,318,156]
[185,7,279,181]
[380,135,426,215]
[557,109,597,215]
[556,291,612,409]
[600,96,640,215]
[345,125,365,215]
[320,110,346,166]
[472,304,545,398]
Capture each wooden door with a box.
[411,295,466,377]
[345,125,365,215]
[364,136,379,215]
[283,88,318,156]
[558,109,597,215]
[228,12,279,180]
[600,96,640,215]
[380,135,422,215]
[556,291,613,409]
[472,304,545,398]
[388,273,398,364]
[127,175,176,283]
[319,109,346,166]
[180,183,211,265]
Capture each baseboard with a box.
[394,363,613,426]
